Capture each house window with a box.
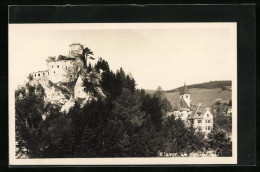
[54,71,55,73]
[57,65,59,68]
[38,74,40,76]
[186,95,188,98]
[35,74,36,77]
[207,114,209,117]
[52,66,53,68]
[48,72,49,75]
[66,66,67,69]
[198,120,202,123]
[43,73,45,76]
[208,120,211,123]
[208,126,211,130]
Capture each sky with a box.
[9,23,237,90]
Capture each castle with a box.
[172,83,214,134]
[30,43,84,84]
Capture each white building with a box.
[173,83,192,120]
[170,83,214,135]
[187,104,214,134]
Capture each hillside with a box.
[165,88,231,107]
[166,80,232,93]
[146,87,232,108]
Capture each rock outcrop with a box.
[27,67,106,114]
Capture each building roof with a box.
[187,104,208,119]
[176,98,190,111]
[180,83,190,95]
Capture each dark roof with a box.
[180,83,190,95]
[57,55,76,61]
[187,104,208,119]
[176,98,190,111]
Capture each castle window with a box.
[38,74,40,76]
[208,126,211,130]
[43,73,45,76]
[35,74,36,77]
[57,65,59,68]
[186,95,188,98]
[208,120,211,123]
[198,120,202,123]
[66,66,67,69]
[48,72,49,75]
[54,71,55,74]
[207,114,209,117]
[52,66,53,68]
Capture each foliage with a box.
[94,58,136,99]
[141,94,163,131]
[214,116,232,134]
[211,98,231,118]
[160,116,206,156]
[82,47,94,67]
[15,84,45,157]
[207,127,232,156]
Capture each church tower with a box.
[180,82,190,107]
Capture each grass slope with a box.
[166,88,231,107]
[147,88,232,107]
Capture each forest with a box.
[15,54,232,158]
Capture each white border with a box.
[9,23,237,165]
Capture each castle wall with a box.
[29,43,87,84]
[31,71,49,81]
[47,60,82,83]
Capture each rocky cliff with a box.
[26,68,106,114]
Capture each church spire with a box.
[180,82,190,95]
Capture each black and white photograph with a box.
[9,23,237,165]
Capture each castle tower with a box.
[69,43,83,58]
[180,82,190,107]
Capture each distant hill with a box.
[166,80,232,93]
[145,80,232,107]
[165,88,231,107]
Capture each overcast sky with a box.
[9,23,236,90]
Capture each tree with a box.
[154,86,165,98]
[15,84,45,158]
[141,94,163,131]
[82,47,94,68]
[207,127,232,156]
[214,116,232,134]
[160,116,205,156]
[211,99,227,117]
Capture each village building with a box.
[187,104,213,134]
[225,107,232,116]
[173,83,192,120]
[170,83,214,134]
